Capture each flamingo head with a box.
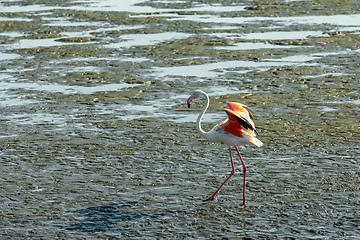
[187,90,203,108]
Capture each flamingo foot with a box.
[238,204,246,209]
[203,196,215,202]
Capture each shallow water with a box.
[1,0,359,239]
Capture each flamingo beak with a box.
[187,94,195,108]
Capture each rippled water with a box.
[1,0,359,239]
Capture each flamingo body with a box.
[187,90,262,208]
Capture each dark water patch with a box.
[10,200,213,233]
[61,202,164,232]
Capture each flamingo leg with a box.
[235,146,247,208]
[204,147,235,202]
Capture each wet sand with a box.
[0,0,359,239]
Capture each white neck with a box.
[196,91,211,140]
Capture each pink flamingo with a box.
[187,90,263,208]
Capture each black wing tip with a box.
[243,106,256,120]
[233,114,258,134]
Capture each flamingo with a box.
[187,90,263,208]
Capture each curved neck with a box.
[196,91,210,139]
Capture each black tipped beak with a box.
[187,94,194,108]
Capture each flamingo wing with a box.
[223,108,257,134]
[226,102,256,121]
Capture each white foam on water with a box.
[150,57,318,79]
[104,32,193,49]
[0,82,139,95]
[170,13,360,27]
[242,31,328,40]
[214,42,302,50]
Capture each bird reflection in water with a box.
[11,201,164,232]
[62,202,164,232]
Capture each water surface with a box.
[0,0,359,239]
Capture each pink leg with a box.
[204,147,235,202]
[235,147,247,208]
